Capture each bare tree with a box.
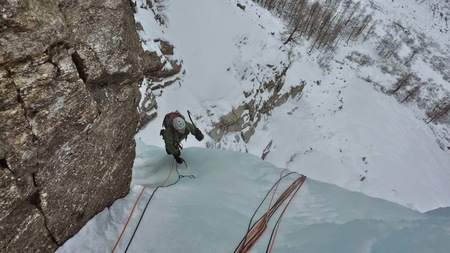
[300,1,319,36]
[401,86,421,103]
[306,2,323,40]
[363,20,377,41]
[326,23,344,53]
[404,49,420,65]
[310,11,333,52]
[274,0,371,53]
[286,0,307,24]
[426,100,450,124]
[323,0,342,16]
[386,40,402,59]
[338,0,353,24]
[346,7,367,42]
[276,0,290,17]
[344,1,361,26]
[283,0,309,44]
[377,35,395,57]
[266,0,280,10]
[316,12,340,50]
[354,14,372,38]
[392,74,413,93]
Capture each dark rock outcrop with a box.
[0,0,154,252]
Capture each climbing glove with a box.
[194,128,204,141]
[174,154,184,164]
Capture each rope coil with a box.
[234,171,307,253]
[112,158,305,253]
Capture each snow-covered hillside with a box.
[134,0,450,212]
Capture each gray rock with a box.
[0,0,161,252]
[209,67,306,157]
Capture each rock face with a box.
[208,64,306,157]
[0,0,152,252]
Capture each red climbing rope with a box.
[111,186,146,253]
[235,172,307,253]
[111,159,176,253]
[267,175,306,252]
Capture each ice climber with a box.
[160,111,204,164]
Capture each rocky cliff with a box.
[0,0,157,252]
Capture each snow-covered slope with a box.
[134,0,450,212]
[57,143,450,253]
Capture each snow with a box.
[57,0,450,252]
[57,143,450,253]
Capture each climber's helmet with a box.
[173,117,186,133]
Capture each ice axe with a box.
[187,110,204,141]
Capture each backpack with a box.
[162,111,185,128]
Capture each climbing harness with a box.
[234,170,307,253]
[111,159,194,253]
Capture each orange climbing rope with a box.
[267,175,306,252]
[110,185,146,253]
[234,171,307,253]
[160,159,176,187]
[111,159,176,253]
